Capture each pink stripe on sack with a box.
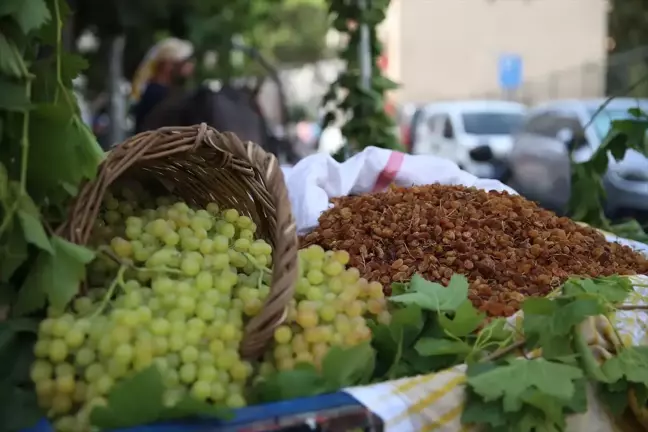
[372,151,405,192]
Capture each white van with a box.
[410,100,526,177]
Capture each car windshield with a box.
[461,112,525,135]
[587,108,645,140]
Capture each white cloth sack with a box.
[282,147,516,234]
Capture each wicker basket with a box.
[629,388,648,430]
[57,123,299,359]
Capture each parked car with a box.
[508,98,648,217]
[409,100,527,177]
[397,103,418,149]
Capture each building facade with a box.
[381,0,610,104]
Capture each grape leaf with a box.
[28,104,104,196]
[370,305,424,377]
[600,346,648,386]
[438,299,485,337]
[562,276,633,304]
[159,396,232,421]
[0,225,28,283]
[415,337,472,357]
[15,191,52,253]
[321,341,375,389]
[467,358,583,412]
[253,364,328,403]
[523,297,604,338]
[91,366,166,428]
[0,77,30,111]
[0,0,51,34]
[14,236,95,315]
[0,34,28,79]
[389,274,468,312]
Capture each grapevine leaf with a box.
[90,366,165,428]
[59,52,89,84]
[15,236,94,315]
[600,346,648,386]
[521,390,566,427]
[389,274,468,312]
[16,192,52,253]
[598,382,629,416]
[438,300,485,337]
[159,396,232,421]
[371,305,424,376]
[0,34,27,79]
[462,362,507,428]
[28,104,104,196]
[481,318,513,342]
[253,364,328,403]
[562,276,633,304]
[2,0,51,34]
[321,341,375,389]
[38,0,70,44]
[0,224,28,283]
[415,338,472,357]
[467,358,583,412]
[0,77,29,111]
[522,296,604,345]
[462,391,507,428]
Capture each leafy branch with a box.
[569,103,648,244]
[320,0,404,161]
[0,0,104,429]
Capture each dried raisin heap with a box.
[301,184,648,317]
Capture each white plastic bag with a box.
[284,147,516,234]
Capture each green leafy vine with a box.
[0,0,104,428]
[569,104,648,244]
[321,0,404,161]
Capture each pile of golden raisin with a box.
[300,184,648,317]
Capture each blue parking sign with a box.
[498,54,523,90]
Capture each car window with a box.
[424,114,446,136]
[521,113,555,137]
[442,116,455,139]
[587,108,642,140]
[461,112,524,135]
[522,111,580,137]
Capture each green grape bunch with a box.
[30,185,274,431]
[259,245,391,375]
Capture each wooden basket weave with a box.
[57,123,298,358]
[629,388,648,431]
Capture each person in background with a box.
[131,38,195,133]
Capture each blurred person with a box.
[131,38,195,133]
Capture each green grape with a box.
[75,347,96,367]
[180,257,201,276]
[34,340,51,358]
[30,360,53,382]
[114,344,134,364]
[191,380,212,401]
[48,340,68,363]
[110,237,133,258]
[179,363,197,384]
[223,209,239,223]
[218,223,236,239]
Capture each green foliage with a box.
[0,0,105,428]
[568,105,648,243]
[254,273,646,432]
[90,365,232,429]
[321,0,403,157]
